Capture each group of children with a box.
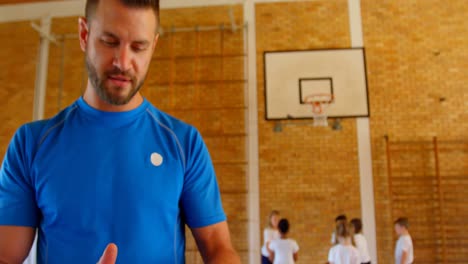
[261,211,413,264]
[329,215,413,264]
[261,210,299,264]
[328,214,370,264]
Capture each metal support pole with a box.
[32,16,52,121]
[348,0,378,262]
[433,136,446,263]
[244,1,260,263]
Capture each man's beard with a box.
[85,54,145,106]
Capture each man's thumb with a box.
[98,243,118,264]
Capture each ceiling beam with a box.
[0,0,244,23]
[0,0,320,23]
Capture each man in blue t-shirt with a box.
[0,0,241,263]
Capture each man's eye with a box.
[102,40,118,46]
[132,45,147,52]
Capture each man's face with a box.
[79,0,158,105]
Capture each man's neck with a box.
[400,230,410,236]
[280,233,288,239]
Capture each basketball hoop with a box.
[304,94,334,127]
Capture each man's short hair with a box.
[394,217,409,229]
[335,214,347,222]
[350,218,362,233]
[85,0,160,24]
[278,218,290,234]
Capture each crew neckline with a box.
[76,97,149,127]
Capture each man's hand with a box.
[97,243,118,264]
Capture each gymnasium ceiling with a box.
[0,0,63,4]
[6,0,160,5]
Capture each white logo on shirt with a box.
[150,152,163,166]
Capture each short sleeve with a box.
[268,240,276,251]
[180,129,226,228]
[352,248,361,264]
[264,229,275,243]
[328,246,335,262]
[264,229,268,241]
[292,240,299,253]
[402,237,411,252]
[0,125,39,227]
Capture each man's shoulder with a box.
[21,119,50,133]
[19,117,59,142]
[24,102,79,137]
[144,103,196,134]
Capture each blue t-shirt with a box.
[0,98,226,263]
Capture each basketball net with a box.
[304,94,334,127]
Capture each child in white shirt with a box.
[328,221,360,264]
[350,218,371,264]
[262,210,281,264]
[394,217,413,264]
[268,218,299,264]
[331,214,348,244]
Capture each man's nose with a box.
[113,46,132,72]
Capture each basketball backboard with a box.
[264,48,369,120]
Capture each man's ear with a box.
[78,17,89,52]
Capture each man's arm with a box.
[191,221,240,264]
[0,226,35,264]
